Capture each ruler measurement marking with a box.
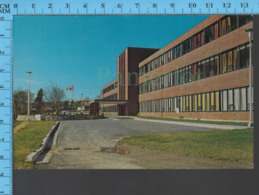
[0,15,12,195]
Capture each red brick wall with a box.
[139,15,225,68]
[139,67,253,101]
[117,47,158,115]
[138,111,253,122]
[90,102,99,115]
[139,22,253,84]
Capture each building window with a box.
[183,96,187,112]
[210,92,215,111]
[227,50,233,72]
[226,16,237,33]
[191,64,195,81]
[197,94,202,111]
[202,93,206,111]
[201,60,205,79]
[205,24,215,44]
[239,15,253,27]
[198,32,202,48]
[206,93,210,111]
[179,69,183,84]
[183,38,192,54]
[234,88,240,111]
[185,96,189,111]
[197,62,201,80]
[209,57,215,76]
[179,97,183,112]
[239,45,249,68]
[192,32,202,49]
[215,91,220,111]
[168,49,173,61]
[221,53,227,73]
[173,98,177,112]
[170,98,175,112]
[175,70,179,85]
[221,18,227,36]
[205,59,210,77]
[189,95,192,112]
[161,75,164,89]
[194,94,198,111]
[220,16,238,36]
[233,48,238,70]
[165,74,169,88]
[215,56,219,75]
[221,90,228,111]
[168,72,172,87]
[228,89,234,111]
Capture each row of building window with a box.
[103,93,117,101]
[139,15,252,76]
[102,82,118,95]
[102,106,117,112]
[139,86,253,113]
[139,43,251,94]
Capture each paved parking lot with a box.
[37,118,223,169]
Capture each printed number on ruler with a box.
[0,1,258,15]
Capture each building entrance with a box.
[118,105,125,116]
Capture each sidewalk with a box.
[132,117,249,130]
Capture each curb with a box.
[52,122,62,147]
[132,117,248,130]
[26,122,60,162]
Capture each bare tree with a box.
[44,82,65,115]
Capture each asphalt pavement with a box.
[37,117,220,169]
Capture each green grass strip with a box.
[117,128,253,162]
[14,121,56,169]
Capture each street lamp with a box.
[81,93,84,112]
[245,28,253,127]
[27,71,32,121]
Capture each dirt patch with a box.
[117,144,253,169]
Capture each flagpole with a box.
[72,80,74,101]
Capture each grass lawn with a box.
[134,116,248,126]
[14,121,56,169]
[117,128,253,163]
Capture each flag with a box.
[66,85,74,91]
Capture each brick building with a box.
[101,47,159,115]
[100,15,253,122]
[138,15,253,121]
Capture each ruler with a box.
[0,0,258,194]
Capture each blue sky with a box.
[14,15,209,100]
